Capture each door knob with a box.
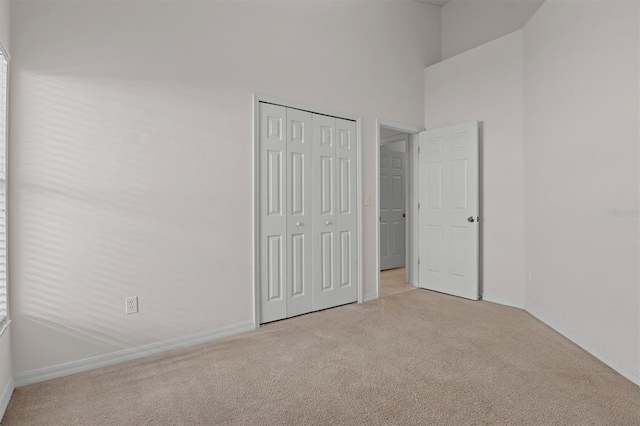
[325,221,333,226]
[467,217,475,223]
[296,222,303,227]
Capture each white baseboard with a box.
[481,294,525,309]
[14,321,255,388]
[362,293,378,303]
[0,376,14,422]
[525,303,639,386]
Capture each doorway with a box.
[375,119,481,302]
[375,119,424,299]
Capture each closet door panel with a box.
[259,103,288,323]
[335,118,358,305]
[286,108,313,317]
[312,114,337,311]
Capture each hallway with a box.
[380,268,415,298]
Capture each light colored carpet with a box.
[3,289,639,425]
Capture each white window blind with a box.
[0,50,7,327]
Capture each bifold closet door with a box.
[259,103,287,323]
[286,108,313,317]
[260,105,313,323]
[312,116,358,310]
[312,115,336,311]
[259,103,357,323]
[334,118,358,306]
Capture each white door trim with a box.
[375,119,425,300]
[253,94,363,328]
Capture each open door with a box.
[418,121,479,300]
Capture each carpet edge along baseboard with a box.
[13,321,255,387]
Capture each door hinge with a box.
[418,146,421,154]
[418,202,421,209]
[418,258,421,265]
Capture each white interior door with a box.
[286,108,313,317]
[312,114,338,311]
[259,103,287,323]
[335,118,358,305]
[418,121,479,300]
[379,144,406,270]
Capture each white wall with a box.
[0,0,11,419]
[9,0,441,375]
[524,0,639,383]
[442,0,544,59]
[425,30,526,306]
[430,0,639,384]
[0,0,7,53]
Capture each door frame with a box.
[375,119,425,299]
[253,93,363,328]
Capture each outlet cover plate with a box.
[125,296,138,314]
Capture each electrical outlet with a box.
[364,194,371,206]
[125,296,138,314]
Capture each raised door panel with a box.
[291,234,305,296]
[339,231,352,287]
[320,232,334,291]
[391,220,404,256]
[335,118,358,305]
[260,103,287,323]
[426,161,442,210]
[267,236,284,301]
[286,108,313,317]
[312,114,337,311]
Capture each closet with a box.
[259,102,358,324]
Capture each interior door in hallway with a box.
[380,144,406,270]
[418,121,479,300]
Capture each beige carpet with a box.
[3,289,639,425]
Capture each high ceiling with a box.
[414,0,453,6]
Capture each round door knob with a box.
[296,222,302,227]
[325,221,333,226]
[467,217,475,223]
